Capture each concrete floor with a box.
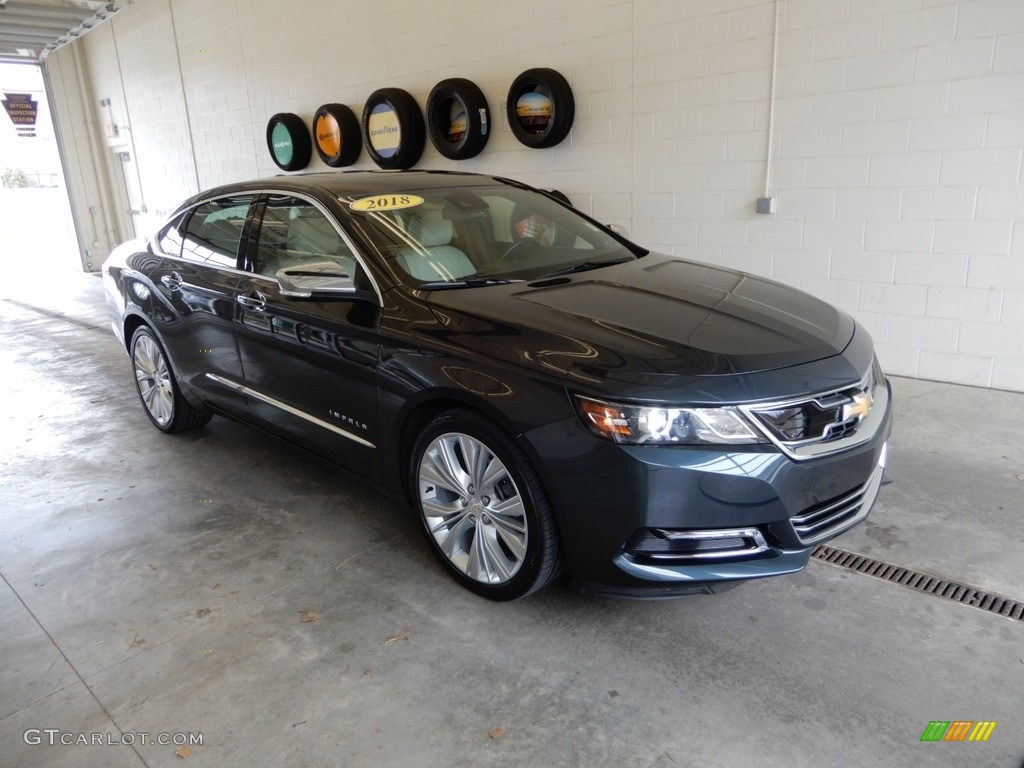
[1,272,1022,768]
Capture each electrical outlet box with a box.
[756,197,776,214]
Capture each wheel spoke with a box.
[473,528,512,581]
[480,454,506,490]
[466,520,493,582]
[429,509,468,536]
[487,513,527,562]
[135,345,153,374]
[440,514,474,560]
[485,536,516,581]
[489,494,525,518]
[461,434,494,491]
[421,437,470,496]
[421,496,462,521]
[457,434,481,486]
[153,386,173,423]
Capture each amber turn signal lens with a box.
[577,398,632,442]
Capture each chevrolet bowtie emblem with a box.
[843,390,873,422]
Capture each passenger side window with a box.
[181,198,252,267]
[254,196,359,279]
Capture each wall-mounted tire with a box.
[312,103,361,167]
[361,88,426,170]
[266,112,312,172]
[506,68,574,149]
[426,78,490,161]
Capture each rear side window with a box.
[181,198,252,267]
[156,213,186,257]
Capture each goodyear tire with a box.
[312,103,362,167]
[362,88,426,170]
[426,78,490,160]
[266,112,312,172]
[506,68,574,149]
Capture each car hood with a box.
[424,253,856,394]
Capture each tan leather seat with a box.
[395,207,475,281]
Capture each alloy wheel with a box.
[133,334,174,427]
[417,432,528,585]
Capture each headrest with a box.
[408,208,453,247]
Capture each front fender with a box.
[375,345,571,497]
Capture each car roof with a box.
[194,169,517,205]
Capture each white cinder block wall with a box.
[55,0,1024,392]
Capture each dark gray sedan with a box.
[103,170,891,599]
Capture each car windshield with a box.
[340,183,644,287]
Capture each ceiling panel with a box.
[0,0,124,65]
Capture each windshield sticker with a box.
[349,194,424,212]
[514,213,555,245]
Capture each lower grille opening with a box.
[626,527,769,563]
[790,482,868,545]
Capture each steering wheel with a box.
[499,237,541,262]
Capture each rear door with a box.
[232,193,383,482]
[149,194,255,418]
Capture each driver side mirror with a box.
[276,262,358,299]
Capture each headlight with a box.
[575,395,766,446]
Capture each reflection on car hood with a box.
[424,253,855,386]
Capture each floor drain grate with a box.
[812,545,1024,622]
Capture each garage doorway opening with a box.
[0,62,81,278]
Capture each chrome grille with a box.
[739,363,888,461]
[751,382,867,444]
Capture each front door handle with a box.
[160,272,183,290]
[236,292,267,312]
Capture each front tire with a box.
[410,409,561,600]
[130,326,211,434]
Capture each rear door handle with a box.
[236,292,267,311]
[160,272,183,290]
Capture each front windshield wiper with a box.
[534,256,634,280]
[417,278,526,290]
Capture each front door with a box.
[232,194,382,482]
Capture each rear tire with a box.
[130,326,211,434]
[410,409,562,600]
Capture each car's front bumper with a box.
[520,380,892,598]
